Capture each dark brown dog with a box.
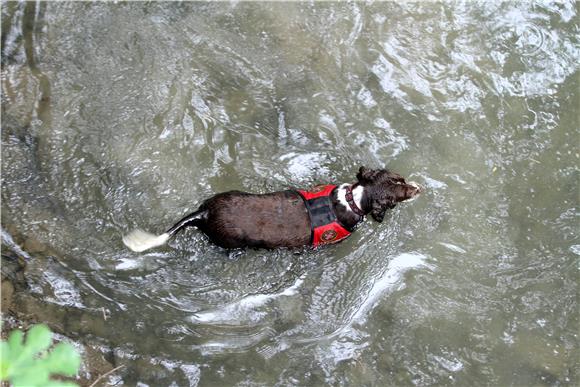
[123,167,422,251]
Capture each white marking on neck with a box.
[337,183,364,213]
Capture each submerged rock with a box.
[1,252,27,313]
[23,236,48,254]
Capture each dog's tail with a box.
[122,230,171,252]
[122,209,207,252]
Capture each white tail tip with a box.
[122,229,170,252]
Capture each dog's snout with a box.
[400,181,423,203]
[408,181,424,194]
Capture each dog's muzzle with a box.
[403,181,423,202]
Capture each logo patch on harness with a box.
[310,185,327,193]
[321,229,338,242]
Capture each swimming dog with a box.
[123,167,422,251]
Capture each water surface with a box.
[1,1,579,385]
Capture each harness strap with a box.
[345,184,365,217]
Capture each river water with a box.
[1,1,578,386]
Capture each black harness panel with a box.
[304,196,337,229]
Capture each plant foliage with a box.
[0,324,81,387]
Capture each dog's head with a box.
[356,166,423,222]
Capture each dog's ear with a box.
[370,191,396,223]
[357,166,381,183]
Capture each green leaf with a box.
[0,341,10,380]
[24,324,52,355]
[40,343,81,376]
[7,330,24,358]
[11,366,50,386]
[1,324,80,387]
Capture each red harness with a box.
[296,185,352,246]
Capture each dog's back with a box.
[198,190,311,249]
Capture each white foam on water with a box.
[190,276,304,324]
[357,86,377,108]
[439,242,467,254]
[1,228,32,260]
[43,270,85,308]
[423,176,448,189]
[115,251,174,271]
[193,327,277,356]
[429,354,464,372]
[179,364,201,386]
[349,252,431,325]
[115,258,142,270]
[279,152,328,180]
